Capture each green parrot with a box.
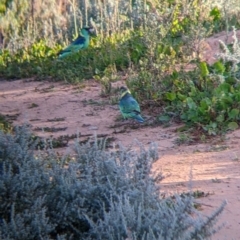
[119,86,144,123]
[58,27,94,58]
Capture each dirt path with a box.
[158,141,240,240]
[0,79,240,239]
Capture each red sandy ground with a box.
[1,30,240,239]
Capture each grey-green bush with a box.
[0,126,226,239]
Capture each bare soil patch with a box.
[1,30,240,239]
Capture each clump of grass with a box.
[0,114,12,133]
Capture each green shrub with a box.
[0,125,226,239]
[0,41,60,79]
[157,27,240,135]
[0,30,147,82]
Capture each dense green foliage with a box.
[1,0,240,134]
[157,60,240,135]
[0,126,226,239]
[0,0,12,15]
[0,30,146,81]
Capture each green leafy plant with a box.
[0,114,12,133]
[159,59,240,135]
[0,40,60,79]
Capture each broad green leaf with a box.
[199,62,209,77]
[210,7,221,21]
[227,122,238,130]
[234,92,240,102]
[186,97,197,109]
[203,122,218,135]
[222,96,233,105]
[228,109,239,119]
[216,114,225,122]
[186,110,199,122]
[177,92,186,101]
[157,44,163,54]
[171,70,179,79]
[200,98,211,110]
[210,122,217,128]
[180,112,188,121]
[213,61,225,74]
[225,76,237,85]
[165,92,176,101]
[217,83,231,93]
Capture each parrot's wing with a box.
[119,92,144,123]
[59,36,86,55]
[125,97,141,113]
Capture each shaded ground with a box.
[1,30,240,239]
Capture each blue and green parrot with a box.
[119,86,144,123]
[58,27,94,58]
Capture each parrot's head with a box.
[119,86,131,98]
[81,27,95,36]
